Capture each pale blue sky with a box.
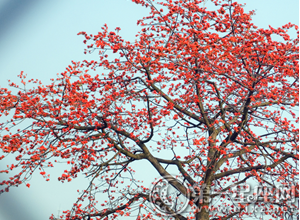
[0,1,298,220]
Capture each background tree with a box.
[0,0,298,219]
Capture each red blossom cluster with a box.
[0,0,298,219]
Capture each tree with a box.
[0,0,298,219]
